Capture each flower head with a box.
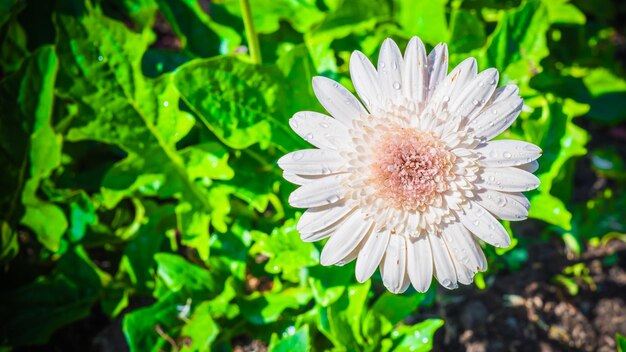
[278,37,541,293]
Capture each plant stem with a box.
[239,0,262,65]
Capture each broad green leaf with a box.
[307,264,353,307]
[218,0,326,34]
[582,68,626,124]
[394,0,449,45]
[318,281,371,350]
[250,218,319,282]
[364,292,427,339]
[483,0,549,81]
[54,7,215,249]
[449,9,486,53]
[389,319,444,352]
[269,326,310,352]
[543,0,586,25]
[174,56,303,151]
[240,287,313,325]
[618,333,626,352]
[0,45,65,252]
[154,253,217,298]
[179,302,220,352]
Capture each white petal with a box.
[312,76,368,125]
[474,189,529,221]
[429,57,477,112]
[288,174,346,208]
[297,200,356,234]
[350,51,383,112]
[378,38,404,100]
[475,140,542,167]
[278,149,345,175]
[456,201,511,248]
[300,225,336,242]
[480,167,540,192]
[406,234,433,292]
[442,222,487,272]
[469,87,523,141]
[516,160,539,173]
[289,111,350,150]
[449,68,499,121]
[355,228,390,283]
[426,43,448,95]
[403,36,428,105]
[282,172,326,185]
[429,233,458,289]
[320,212,372,266]
[380,234,409,294]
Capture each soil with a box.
[421,238,626,352]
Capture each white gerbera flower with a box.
[278,37,541,293]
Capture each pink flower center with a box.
[371,130,454,211]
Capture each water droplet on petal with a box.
[393,81,401,90]
[472,99,480,106]
[326,194,340,203]
[305,133,314,140]
[380,61,386,68]
[292,151,304,160]
[320,122,329,128]
[503,152,512,158]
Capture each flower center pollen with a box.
[371,130,454,211]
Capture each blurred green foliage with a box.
[1,0,625,350]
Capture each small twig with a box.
[155,324,179,352]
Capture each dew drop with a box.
[489,79,496,85]
[322,167,331,175]
[442,95,450,102]
[163,101,169,107]
[292,151,304,160]
[333,82,339,88]
[290,119,299,129]
[380,61,386,68]
[97,55,104,62]
[503,152,512,158]
[392,61,398,70]
[422,337,429,344]
[491,109,498,115]
[305,133,314,140]
[488,175,496,182]
[393,81,401,90]
[326,194,340,203]
[441,279,452,287]
[320,122,329,128]
[472,99,480,106]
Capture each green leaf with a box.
[483,0,549,78]
[364,292,426,339]
[449,9,486,53]
[179,302,220,352]
[617,333,626,352]
[389,319,444,352]
[240,287,313,325]
[0,45,66,252]
[251,218,319,282]
[317,281,371,350]
[154,253,216,298]
[394,0,449,45]
[54,7,215,249]
[218,0,326,34]
[269,326,310,352]
[174,56,302,151]
[582,68,626,124]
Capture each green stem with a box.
[239,0,262,65]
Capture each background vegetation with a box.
[1,0,626,350]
